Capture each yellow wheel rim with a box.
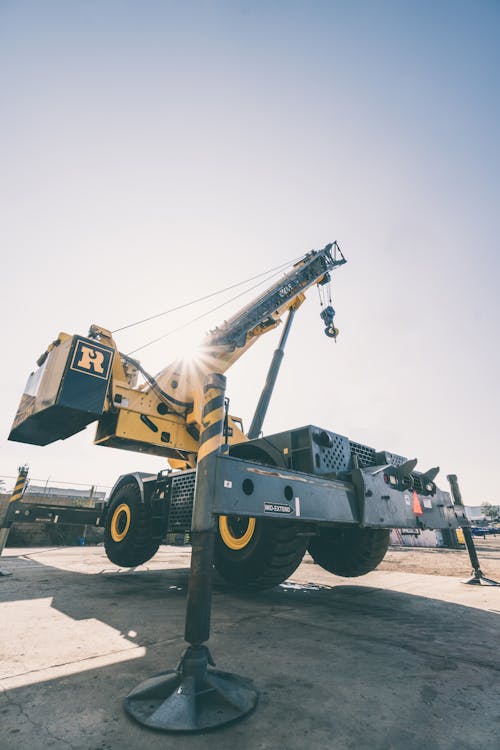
[219,515,256,550]
[110,503,131,542]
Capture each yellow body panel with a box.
[95,408,199,457]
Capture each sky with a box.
[1,0,499,504]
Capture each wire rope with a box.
[112,255,302,334]
[126,263,294,356]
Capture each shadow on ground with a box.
[1,552,499,750]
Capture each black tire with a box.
[214,516,308,590]
[213,442,307,590]
[308,526,390,577]
[104,482,159,567]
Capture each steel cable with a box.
[112,255,303,335]
[126,263,297,355]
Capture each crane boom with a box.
[9,242,346,466]
[205,242,343,350]
[147,242,345,414]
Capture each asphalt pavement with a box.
[1,546,499,750]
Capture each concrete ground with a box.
[0,546,499,750]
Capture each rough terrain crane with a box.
[8,242,468,589]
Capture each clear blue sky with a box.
[1,1,499,504]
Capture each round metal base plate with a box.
[124,668,258,733]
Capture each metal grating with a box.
[349,441,377,468]
[412,475,425,493]
[169,471,196,531]
[317,433,351,473]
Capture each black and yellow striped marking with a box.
[9,471,28,504]
[198,378,226,463]
[202,394,225,419]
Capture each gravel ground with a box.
[378,536,500,578]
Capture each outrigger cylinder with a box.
[0,465,29,562]
[447,474,500,587]
[124,373,258,732]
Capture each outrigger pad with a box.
[462,571,500,586]
[124,646,258,733]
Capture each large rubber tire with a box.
[214,516,308,590]
[104,482,159,567]
[213,442,307,589]
[308,526,390,577]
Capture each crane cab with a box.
[9,333,114,446]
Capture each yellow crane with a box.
[9,241,471,592]
[10,243,350,581]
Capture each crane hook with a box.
[320,305,339,340]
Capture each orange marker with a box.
[412,490,423,515]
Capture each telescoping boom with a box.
[9,242,346,466]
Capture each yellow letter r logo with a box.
[77,345,105,374]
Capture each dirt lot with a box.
[378,537,500,578]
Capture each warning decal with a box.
[412,490,423,516]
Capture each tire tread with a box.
[308,526,390,577]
